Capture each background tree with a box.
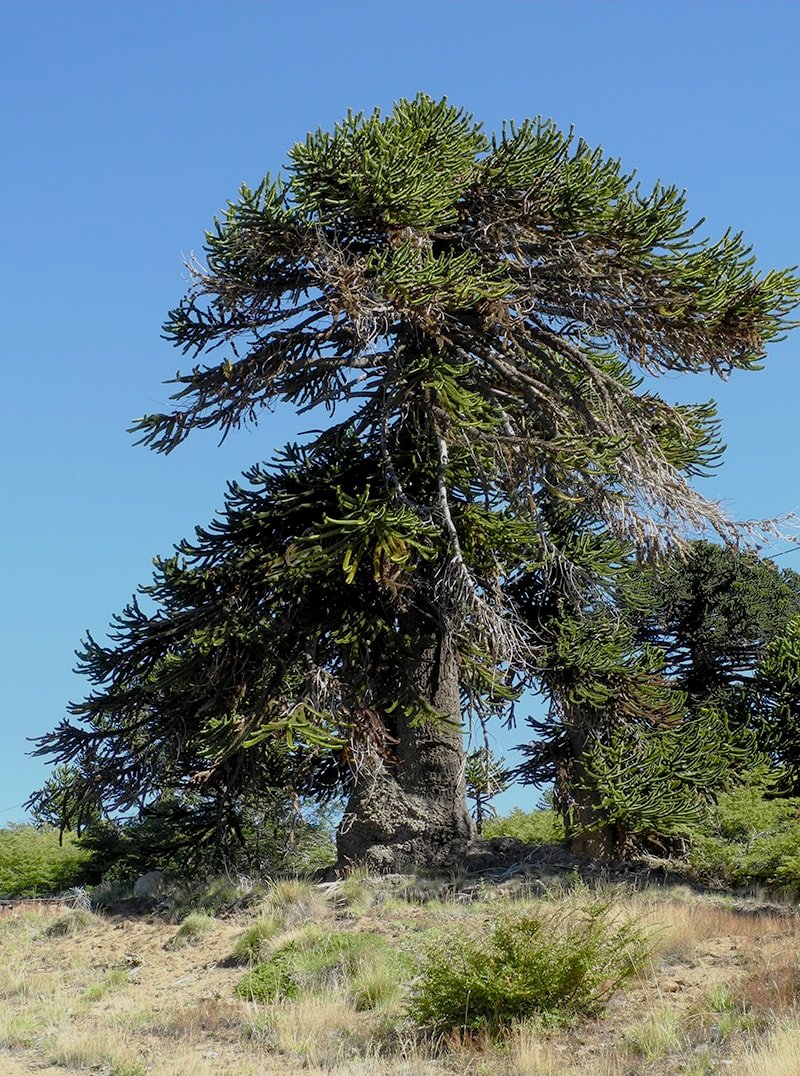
[32,97,799,870]
[750,615,800,786]
[638,542,800,706]
[465,747,509,835]
[515,523,688,856]
[520,543,800,856]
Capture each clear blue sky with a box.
[2,1,799,821]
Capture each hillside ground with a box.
[1,869,800,1075]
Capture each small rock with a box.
[133,870,166,899]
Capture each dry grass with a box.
[737,1020,800,1074]
[637,896,797,964]
[502,1023,575,1075]
[622,1003,685,1061]
[735,964,800,1017]
[1,880,800,1074]
[260,878,332,928]
[255,993,371,1065]
[48,1025,147,1075]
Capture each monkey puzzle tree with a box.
[32,97,798,870]
[516,539,800,856]
[638,542,800,706]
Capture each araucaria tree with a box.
[33,97,798,870]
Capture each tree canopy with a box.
[31,96,800,868]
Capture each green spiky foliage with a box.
[751,616,800,785]
[638,542,800,704]
[31,97,799,867]
[628,544,800,796]
[465,747,509,835]
[571,709,767,851]
[518,542,800,853]
[513,521,691,855]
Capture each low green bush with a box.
[408,902,646,1032]
[236,929,399,1003]
[483,806,565,845]
[0,825,90,897]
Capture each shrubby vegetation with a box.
[483,804,565,845]
[65,793,339,885]
[484,770,800,897]
[0,825,89,897]
[409,903,646,1031]
[689,780,800,891]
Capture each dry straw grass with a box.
[2,882,800,1074]
[736,964,800,1017]
[738,1020,800,1074]
[48,1026,147,1075]
[252,993,370,1066]
[636,897,797,963]
[260,878,332,928]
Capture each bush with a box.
[483,806,565,845]
[0,825,90,897]
[408,902,646,1032]
[236,929,398,1003]
[688,783,800,890]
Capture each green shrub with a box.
[0,825,90,897]
[483,806,565,845]
[688,784,800,890]
[236,929,398,1003]
[408,902,646,1032]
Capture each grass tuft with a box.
[84,967,130,1002]
[231,915,282,964]
[236,928,398,1003]
[260,878,330,927]
[165,912,216,950]
[622,1005,683,1061]
[43,907,98,937]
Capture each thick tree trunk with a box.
[336,633,474,872]
[559,709,620,861]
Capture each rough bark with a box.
[559,709,619,861]
[336,631,474,871]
